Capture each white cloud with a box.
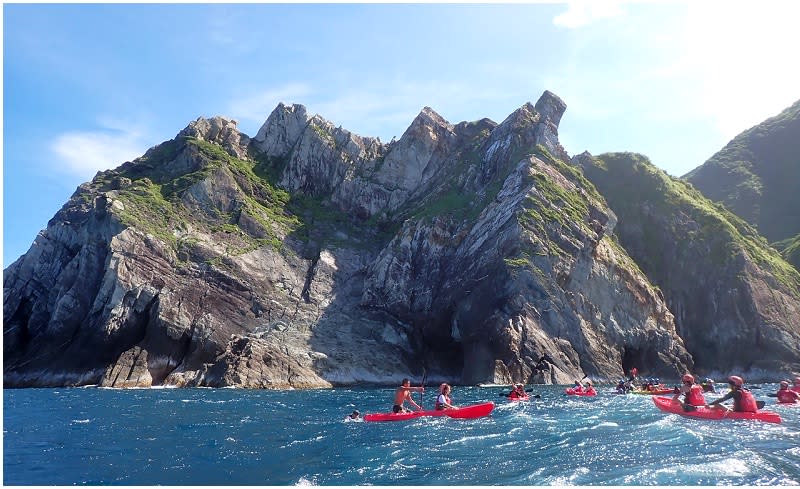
[553,0,625,28]
[675,1,800,139]
[51,128,147,180]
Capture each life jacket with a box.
[435,394,451,410]
[791,385,800,394]
[685,385,706,406]
[734,388,758,413]
[509,390,524,399]
[585,386,597,396]
[777,389,799,403]
[572,385,584,393]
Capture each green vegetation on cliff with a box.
[582,152,800,294]
[86,136,367,260]
[775,233,800,271]
[684,99,800,244]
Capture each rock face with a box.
[578,152,800,377]
[7,89,766,389]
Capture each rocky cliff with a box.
[578,152,800,376]
[3,90,720,388]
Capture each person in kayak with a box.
[571,380,584,394]
[708,376,758,413]
[435,383,457,410]
[508,383,527,399]
[792,377,800,394]
[701,378,716,393]
[345,410,361,420]
[776,381,800,403]
[673,374,706,410]
[583,380,597,396]
[393,378,424,413]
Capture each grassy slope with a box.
[684,99,800,244]
[584,152,800,295]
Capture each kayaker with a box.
[708,376,758,413]
[776,381,800,403]
[701,378,716,393]
[792,377,800,394]
[393,378,424,413]
[571,380,584,394]
[673,374,706,410]
[583,380,597,396]
[508,383,527,399]
[345,410,361,420]
[434,383,457,410]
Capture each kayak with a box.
[364,402,495,422]
[565,388,596,396]
[652,396,782,424]
[508,395,530,402]
[632,387,673,395]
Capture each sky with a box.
[3,1,800,267]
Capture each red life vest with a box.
[777,389,799,403]
[735,389,758,413]
[685,385,706,406]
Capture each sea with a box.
[3,384,799,485]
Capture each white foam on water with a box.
[71,419,90,424]
[591,421,619,429]
[440,432,504,446]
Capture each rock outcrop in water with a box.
[7,90,796,388]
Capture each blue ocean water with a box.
[3,384,799,485]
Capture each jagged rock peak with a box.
[535,90,567,128]
[415,106,451,128]
[253,102,312,158]
[178,116,250,159]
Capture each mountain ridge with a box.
[4,91,798,388]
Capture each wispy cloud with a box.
[51,126,147,180]
[553,0,625,28]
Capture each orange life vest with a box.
[735,389,758,413]
[777,389,799,403]
[685,385,706,406]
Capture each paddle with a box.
[498,389,541,399]
[420,368,427,410]
[767,393,778,397]
[685,400,766,411]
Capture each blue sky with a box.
[4,1,800,267]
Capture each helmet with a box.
[682,374,694,383]
[705,378,714,384]
[780,381,789,388]
[728,375,744,387]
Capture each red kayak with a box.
[632,387,674,395]
[652,396,782,424]
[508,395,530,402]
[364,402,495,422]
[565,388,597,396]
